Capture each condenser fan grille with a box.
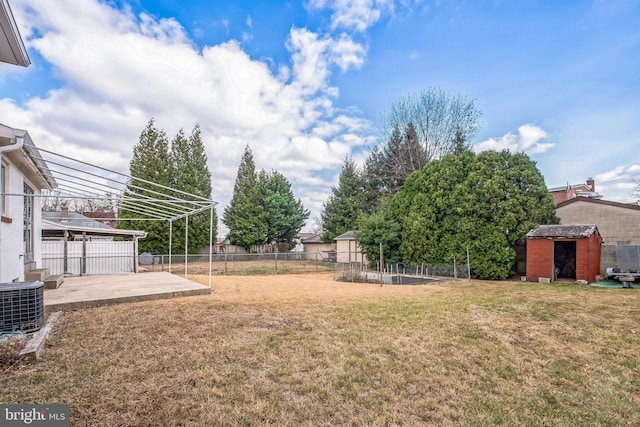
[0,281,44,333]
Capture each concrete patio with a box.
[44,272,211,313]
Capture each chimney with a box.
[61,205,69,222]
[586,177,595,192]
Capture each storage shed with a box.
[526,224,602,284]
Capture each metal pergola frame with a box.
[20,147,217,288]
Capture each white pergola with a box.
[34,147,217,287]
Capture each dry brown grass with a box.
[2,273,640,426]
[145,260,334,276]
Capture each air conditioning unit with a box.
[0,281,44,333]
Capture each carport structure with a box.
[32,147,217,287]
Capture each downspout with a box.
[0,131,25,281]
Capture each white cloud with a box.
[594,165,640,202]
[473,124,555,155]
[309,0,394,32]
[331,34,367,71]
[3,0,376,229]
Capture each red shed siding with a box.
[588,232,602,282]
[526,239,554,282]
[576,239,589,282]
[527,233,602,283]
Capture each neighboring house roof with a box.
[556,197,640,212]
[549,179,602,205]
[42,211,146,237]
[548,183,591,192]
[335,231,356,240]
[301,232,325,244]
[0,0,30,67]
[527,224,599,239]
[0,123,57,190]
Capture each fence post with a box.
[82,232,87,276]
[379,243,383,286]
[224,253,228,275]
[466,246,471,280]
[63,230,69,274]
[275,251,278,274]
[453,255,457,281]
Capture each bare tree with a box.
[632,179,640,201]
[379,87,482,162]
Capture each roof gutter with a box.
[0,126,57,190]
[0,127,24,154]
[0,0,31,67]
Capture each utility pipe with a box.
[0,130,25,282]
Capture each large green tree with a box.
[360,150,556,279]
[365,87,482,203]
[169,125,216,253]
[320,156,369,242]
[120,120,216,254]
[223,145,265,250]
[257,170,310,251]
[119,119,172,254]
[355,201,402,265]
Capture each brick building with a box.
[526,224,602,284]
[555,198,640,273]
[548,178,601,206]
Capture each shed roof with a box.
[334,231,356,240]
[301,232,324,244]
[527,224,599,239]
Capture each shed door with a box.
[554,241,576,279]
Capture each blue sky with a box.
[2,0,639,231]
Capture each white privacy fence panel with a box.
[42,241,136,276]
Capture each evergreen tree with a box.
[320,156,368,242]
[119,119,172,253]
[364,122,428,201]
[169,125,216,253]
[388,150,557,279]
[355,201,402,265]
[257,170,310,251]
[223,145,264,251]
[452,128,467,157]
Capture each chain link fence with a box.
[139,251,336,276]
[43,251,471,283]
[334,259,470,285]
